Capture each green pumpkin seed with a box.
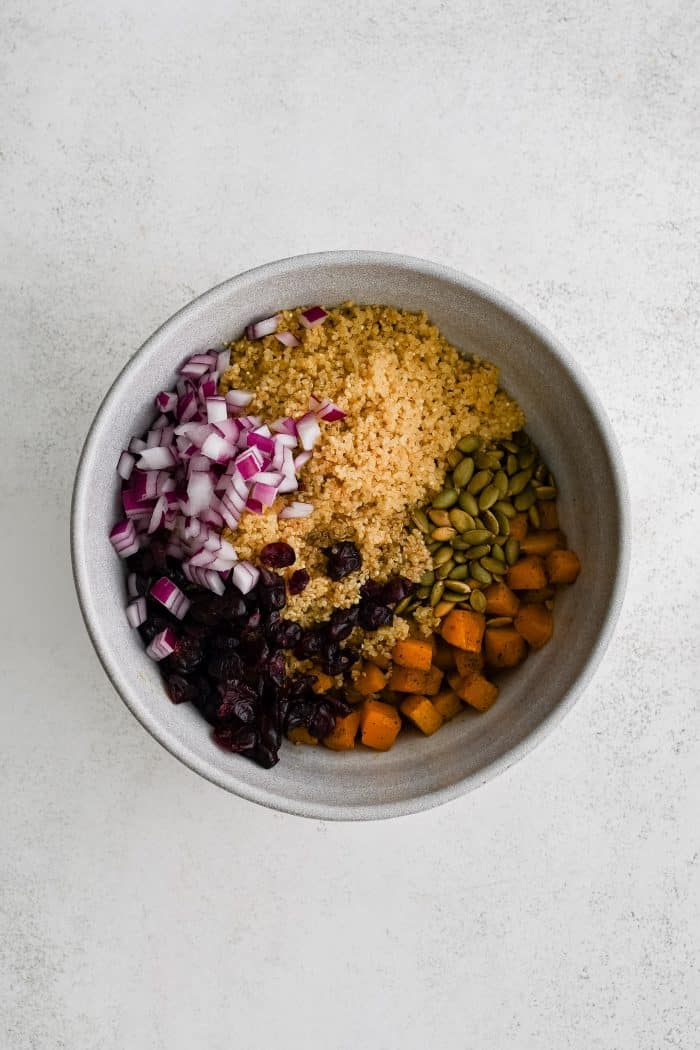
[475,450,502,470]
[470,562,492,585]
[436,560,455,579]
[465,543,491,560]
[449,508,475,532]
[393,596,413,615]
[534,485,557,500]
[534,463,548,483]
[432,488,459,509]
[432,526,457,542]
[452,456,476,488]
[509,469,532,496]
[467,469,493,495]
[478,483,500,511]
[458,491,479,515]
[518,450,535,469]
[457,435,481,454]
[446,449,464,470]
[444,578,471,594]
[428,508,451,527]
[470,590,487,613]
[419,570,435,586]
[443,590,466,603]
[528,505,541,529]
[514,486,537,511]
[490,543,506,563]
[416,585,431,599]
[481,555,506,575]
[481,508,500,534]
[453,551,467,564]
[506,453,519,475]
[426,540,441,554]
[505,538,520,565]
[494,499,516,518]
[433,546,453,567]
[429,581,445,606]
[487,616,513,628]
[411,508,431,533]
[461,528,492,545]
[451,537,472,550]
[449,564,469,580]
[493,470,509,498]
[492,508,510,535]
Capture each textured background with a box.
[2,1,699,1047]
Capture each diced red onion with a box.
[213,418,240,443]
[300,306,328,328]
[246,497,264,514]
[128,436,147,453]
[270,417,297,436]
[201,433,236,463]
[110,519,140,557]
[189,353,218,367]
[296,412,321,451]
[122,491,154,519]
[187,471,215,515]
[199,377,218,399]
[232,561,259,595]
[148,494,167,534]
[278,501,314,519]
[247,429,275,456]
[127,572,140,598]
[251,470,283,487]
[251,482,278,507]
[137,446,178,470]
[150,577,191,620]
[155,390,178,414]
[117,451,136,481]
[179,360,210,378]
[235,447,263,480]
[315,398,346,422]
[225,389,254,410]
[293,450,313,471]
[177,392,198,422]
[245,315,278,340]
[216,349,230,376]
[146,628,178,661]
[182,562,225,595]
[126,597,147,628]
[275,330,300,347]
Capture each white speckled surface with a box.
[2,1,698,1046]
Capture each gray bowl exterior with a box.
[71,251,629,820]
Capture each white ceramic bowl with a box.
[71,251,629,820]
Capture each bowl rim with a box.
[71,250,630,821]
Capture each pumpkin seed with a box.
[492,508,510,535]
[470,590,487,613]
[458,491,479,515]
[478,483,500,511]
[443,590,466,603]
[470,562,492,585]
[429,581,445,606]
[481,555,506,575]
[426,540,441,554]
[435,560,455,580]
[433,546,453,567]
[528,505,541,529]
[451,537,472,550]
[453,552,467,564]
[481,508,500,534]
[457,435,481,454]
[393,596,413,615]
[419,570,435,586]
[453,456,475,488]
[509,469,532,496]
[466,577,482,590]
[432,488,459,509]
[444,578,471,594]
[514,486,537,511]
[487,616,513,628]
[411,508,431,533]
[534,485,557,500]
[433,600,453,618]
[506,453,519,475]
[518,450,535,469]
[449,563,469,580]
[493,470,509,498]
[494,499,516,518]
[461,528,492,545]
[446,449,464,470]
[475,450,502,470]
[432,526,457,542]
[473,516,486,530]
[465,543,491,560]
[534,463,548,482]
[490,543,506,563]
[492,534,508,546]
[467,469,493,495]
[502,439,519,453]
[428,508,451,527]
[449,508,475,532]
[416,585,431,599]
[505,538,520,565]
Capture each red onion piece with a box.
[183,562,226,595]
[232,561,259,595]
[245,316,278,340]
[128,436,147,453]
[110,520,140,557]
[155,390,178,414]
[225,389,254,410]
[251,481,278,507]
[235,447,263,480]
[270,417,297,436]
[126,597,147,628]
[300,306,328,328]
[146,628,178,661]
[278,501,314,519]
[296,412,321,451]
[137,446,178,470]
[150,577,191,620]
[275,331,300,347]
[178,360,210,378]
[201,433,236,463]
[117,451,136,481]
[315,398,346,422]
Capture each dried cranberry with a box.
[357,601,393,631]
[138,614,174,644]
[324,541,362,581]
[126,547,155,576]
[288,568,310,595]
[379,576,416,606]
[260,542,296,568]
[214,726,258,753]
[165,635,204,675]
[251,742,279,768]
[217,682,258,723]
[294,627,325,659]
[149,535,169,572]
[256,569,287,613]
[206,651,243,682]
[308,702,336,740]
[164,674,198,704]
[326,605,359,642]
[267,619,303,651]
[127,572,150,598]
[189,592,225,626]
[221,589,248,622]
[321,644,359,677]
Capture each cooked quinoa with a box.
[219,303,524,654]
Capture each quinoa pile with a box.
[219,303,524,655]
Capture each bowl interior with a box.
[72,253,627,819]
